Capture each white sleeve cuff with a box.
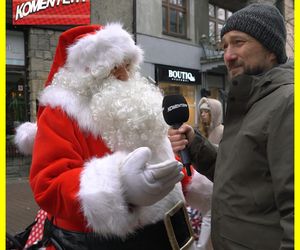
[185,171,213,214]
[78,151,140,238]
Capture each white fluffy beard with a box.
[89,76,169,155]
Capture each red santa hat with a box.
[47,23,143,85]
[44,22,143,98]
[15,23,144,155]
[44,24,103,87]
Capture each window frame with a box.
[162,0,188,38]
[208,4,232,44]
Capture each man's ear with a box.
[269,52,278,64]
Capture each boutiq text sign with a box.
[156,65,201,85]
[13,0,90,25]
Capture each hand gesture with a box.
[121,147,184,206]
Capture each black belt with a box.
[39,201,194,250]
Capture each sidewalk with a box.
[6,178,39,235]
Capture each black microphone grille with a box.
[162,94,189,126]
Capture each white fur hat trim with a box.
[65,23,144,79]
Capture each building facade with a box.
[6,0,294,176]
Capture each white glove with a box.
[121,147,184,206]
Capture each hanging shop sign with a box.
[12,0,90,25]
[156,64,201,85]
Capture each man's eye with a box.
[235,40,245,46]
[222,43,228,50]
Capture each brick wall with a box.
[27,28,61,121]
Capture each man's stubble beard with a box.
[228,62,270,80]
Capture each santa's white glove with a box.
[121,147,184,206]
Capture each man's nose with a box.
[223,47,238,63]
[115,66,129,81]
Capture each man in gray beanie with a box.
[168,3,294,249]
[221,3,287,65]
[220,3,289,80]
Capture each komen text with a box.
[15,0,86,20]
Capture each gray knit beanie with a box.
[221,4,287,64]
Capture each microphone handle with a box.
[172,124,192,176]
[172,123,181,129]
[179,149,192,176]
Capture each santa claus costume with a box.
[15,23,213,250]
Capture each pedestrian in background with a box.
[198,97,223,146]
[168,3,294,249]
[188,97,224,250]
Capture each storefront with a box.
[155,64,201,127]
[6,30,29,134]
[6,29,31,177]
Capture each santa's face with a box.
[51,65,173,162]
[89,74,169,155]
[110,62,131,81]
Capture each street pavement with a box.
[6,177,39,235]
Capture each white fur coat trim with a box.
[39,85,100,138]
[78,151,140,237]
[14,122,37,155]
[78,151,186,238]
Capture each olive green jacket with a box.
[189,60,294,250]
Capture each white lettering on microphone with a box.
[167,103,188,112]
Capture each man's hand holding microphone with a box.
[168,123,195,155]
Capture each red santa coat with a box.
[16,87,212,250]
[30,106,111,232]
[30,105,193,236]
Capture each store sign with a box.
[12,0,90,25]
[156,65,201,85]
[168,70,196,82]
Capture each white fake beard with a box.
[89,76,169,153]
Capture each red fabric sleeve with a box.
[30,107,109,230]
[176,155,194,196]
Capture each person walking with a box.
[198,97,223,145]
[189,97,224,250]
[168,4,294,249]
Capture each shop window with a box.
[6,69,31,178]
[162,0,188,38]
[6,28,31,177]
[159,82,196,126]
[6,70,27,135]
